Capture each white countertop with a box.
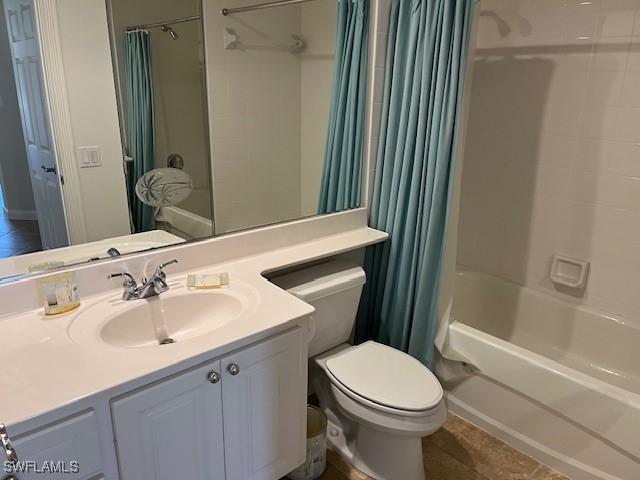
[0,227,387,427]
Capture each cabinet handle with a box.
[0,424,17,466]
[227,364,240,376]
[207,371,220,384]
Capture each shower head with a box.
[515,14,533,37]
[480,10,511,38]
[161,25,179,40]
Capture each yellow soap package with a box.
[38,271,80,315]
[186,272,229,289]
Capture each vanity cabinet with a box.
[111,328,306,480]
[111,361,226,480]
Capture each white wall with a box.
[55,0,131,242]
[204,0,303,234]
[364,0,391,208]
[152,21,211,220]
[0,0,36,219]
[299,0,337,216]
[458,0,640,326]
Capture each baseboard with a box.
[3,206,37,221]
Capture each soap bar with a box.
[187,272,229,289]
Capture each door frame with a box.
[31,0,87,244]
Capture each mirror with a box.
[205,0,340,233]
[0,0,365,282]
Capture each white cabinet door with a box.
[6,411,103,480]
[111,361,225,480]
[222,328,307,480]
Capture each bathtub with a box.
[157,206,213,240]
[447,270,640,480]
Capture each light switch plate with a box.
[78,146,102,168]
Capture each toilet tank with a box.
[271,260,366,357]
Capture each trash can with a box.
[288,405,328,480]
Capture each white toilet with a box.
[272,260,447,480]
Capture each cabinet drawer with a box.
[8,411,102,480]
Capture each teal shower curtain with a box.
[124,30,156,232]
[355,0,475,368]
[318,0,369,214]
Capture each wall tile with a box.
[586,70,625,105]
[372,67,385,101]
[599,7,636,37]
[374,32,388,68]
[592,36,630,70]
[618,70,640,104]
[566,0,599,38]
[611,105,640,141]
[625,36,640,68]
[362,0,389,209]
[459,0,640,326]
[376,0,391,33]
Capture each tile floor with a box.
[318,414,570,480]
[0,194,41,259]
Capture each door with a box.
[111,361,226,480]
[222,328,307,480]
[3,0,68,249]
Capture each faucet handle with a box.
[107,272,139,301]
[154,259,178,279]
[107,272,137,288]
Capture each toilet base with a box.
[326,419,426,480]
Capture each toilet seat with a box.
[324,341,443,415]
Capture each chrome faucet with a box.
[108,260,178,301]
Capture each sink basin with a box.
[100,292,243,348]
[69,287,252,349]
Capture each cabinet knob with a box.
[3,475,19,480]
[227,364,240,376]
[207,371,220,384]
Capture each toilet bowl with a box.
[271,260,447,480]
[312,342,446,480]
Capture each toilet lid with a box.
[325,341,443,412]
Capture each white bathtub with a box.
[447,270,640,480]
[157,206,213,240]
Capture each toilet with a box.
[272,260,447,480]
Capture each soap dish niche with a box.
[550,255,589,289]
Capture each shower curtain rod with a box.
[221,0,317,16]
[125,15,201,32]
